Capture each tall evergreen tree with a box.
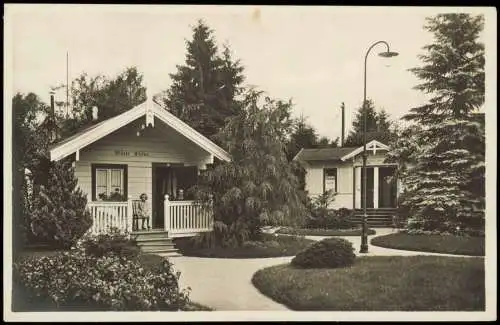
[387,13,485,234]
[163,20,245,144]
[286,115,318,161]
[344,99,394,147]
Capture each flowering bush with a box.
[13,248,191,311]
[82,228,140,259]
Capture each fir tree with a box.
[344,99,394,147]
[163,20,245,144]
[29,160,93,248]
[286,115,318,161]
[192,89,307,247]
[387,13,485,234]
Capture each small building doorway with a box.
[378,166,397,208]
[360,167,375,209]
[151,163,198,228]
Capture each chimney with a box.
[341,102,345,147]
[92,106,99,121]
[50,91,55,118]
[48,90,57,143]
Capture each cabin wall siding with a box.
[305,161,354,209]
[302,151,399,210]
[74,117,212,202]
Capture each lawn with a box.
[252,256,485,311]
[174,233,316,258]
[370,232,485,256]
[276,227,376,237]
[12,248,213,312]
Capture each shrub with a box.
[306,209,354,230]
[29,160,93,248]
[13,248,190,311]
[82,229,140,259]
[291,237,355,269]
[304,191,354,230]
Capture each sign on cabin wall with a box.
[325,175,336,192]
[114,150,149,157]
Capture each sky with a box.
[4,5,496,141]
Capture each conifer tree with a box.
[344,99,394,147]
[29,160,93,248]
[387,13,485,234]
[163,20,245,144]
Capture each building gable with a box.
[49,98,231,162]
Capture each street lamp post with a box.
[359,41,398,254]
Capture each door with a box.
[360,167,374,209]
[152,164,199,228]
[152,165,177,229]
[378,166,397,208]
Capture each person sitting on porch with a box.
[138,193,151,230]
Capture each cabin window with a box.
[91,164,128,201]
[323,168,337,193]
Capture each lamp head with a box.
[378,51,399,58]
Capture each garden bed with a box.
[252,256,485,311]
[12,248,213,312]
[174,233,316,258]
[370,232,485,256]
[276,227,376,237]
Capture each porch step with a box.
[131,229,179,255]
[132,229,171,240]
[351,209,396,228]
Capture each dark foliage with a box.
[291,237,356,269]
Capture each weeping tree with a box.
[191,89,307,247]
[386,13,485,235]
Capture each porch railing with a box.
[87,198,132,235]
[86,195,214,236]
[164,195,214,236]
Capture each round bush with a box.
[291,237,355,269]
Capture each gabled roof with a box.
[340,140,389,161]
[49,98,231,162]
[293,147,358,162]
[293,140,390,163]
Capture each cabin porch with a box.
[87,194,214,238]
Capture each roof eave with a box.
[292,148,304,162]
[50,100,232,163]
[50,103,147,161]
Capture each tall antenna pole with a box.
[341,102,345,147]
[66,51,69,118]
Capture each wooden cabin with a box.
[49,95,230,246]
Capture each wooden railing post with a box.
[208,194,214,228]
[164,195,170,233]
[127,195,133,233]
